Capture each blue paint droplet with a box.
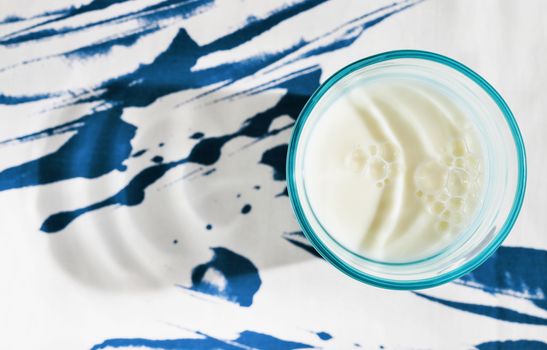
[151,156,163,164]
[316,332,332,341]
[206,224,212,230]
[131,149,147,158]
[173,239,178,244]
[254,185,260,190]
[158,142,164,147]
[241,204,252,214]
[236,193,241,198]
[183,247,261,307]
[190,132,205,139]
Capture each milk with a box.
[304,77,484,262]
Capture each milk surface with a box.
[304,77,484,262]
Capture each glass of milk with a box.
[287,50,526,289]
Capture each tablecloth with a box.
[0,0,545,348]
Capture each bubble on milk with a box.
[414,138,482,233]
[415,160,448,193]
[345,141,401,188]
[368,158,388,180]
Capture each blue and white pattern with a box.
[0,0,545,348]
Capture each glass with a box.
[286,50,526,289]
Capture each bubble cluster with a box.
[344,141,401,188]
[414,138,482,234]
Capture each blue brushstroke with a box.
[64,27,160,60]
[183,247,261,307]
[270,1,419,69]
[475,340,547,350]
[283,231,322,258]
[91,330,314,350]
[414,293,547,325]
[0,114,83,145]
[316,332,332,341]
[0,15,23,24]
[0,92,56,105]
[201,0,326,53]
[0,0,213,46]
[457,246,546,311]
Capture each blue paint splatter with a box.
[183,247,261,307]
[41,161,181,232]
[202,168,216,176]
[475,340,547,350]
[190,132,204,139]
[0,107,134,190]
[457,246,546,311]
[151,155,164,164]
[414,292,547,325]
[241,204,252,214]
[91,330,314,350]
[1,1,418,232]
[316,332,332,341]
[260,144,288,181]
[283,231,321,258]
[132,149,147,158]
[39,69,321,232]
[205,224,212,230]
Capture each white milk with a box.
[304,77,484,262]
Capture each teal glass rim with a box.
[286,50,527,290]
